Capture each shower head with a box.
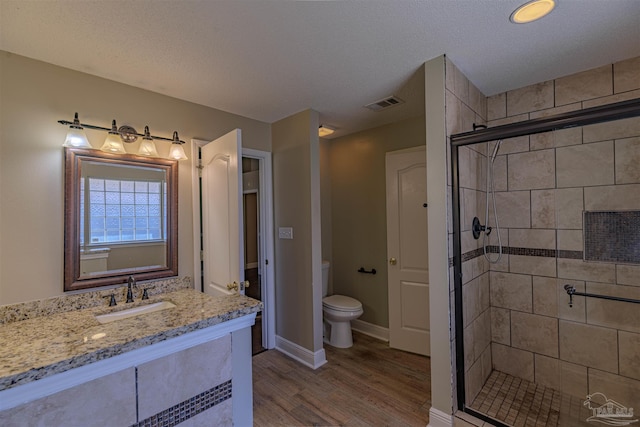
[490,140,502,162]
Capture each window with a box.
[80,177,166,246]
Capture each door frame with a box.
[191,140,276,349]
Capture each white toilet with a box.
[322,260,363,348]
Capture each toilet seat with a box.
[323,295,362,312]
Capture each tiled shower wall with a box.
[456,56,640,412]
[443,57,491,409]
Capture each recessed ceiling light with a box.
[318,125,335,137]
[510,0,556,24]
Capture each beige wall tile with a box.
[462,188,484,234]
[529,102,581,119]
[508,149,555,190]
[533,276,557,317]
[619,331,640,381]
[473,309,492,361]
[491,153,508,192]
[137,336,232,420]
[556,188,584,229]
[446,58,469,104]
[535,353,561,390]
[557,280,586,323]
[469,80,486,120]
[491,306,511,345]
[492,191,531,228]
[615,137,640,184]
[0,368,137,427]
[511,311,559,357]
[510,255,557,277]
[464,323,475,369]
[558,259,616,284]
[556,141,615,188]
[490,271,532,312]
[614,56,640,93]
[617,264,640,287]
[584,184,640,210]
[447,90,464,136]
[495,135,529,155]
[487,93,506,121]
[462,255,489,284]
[555,65,613,106]
[531,190,556,228]
[557,229,583,251]
[560,361,588,399]
[589,369,640,417]
[492,342,534,382]
[489,113,530,128]
[465,357,485,405]
[583,89,640,109]
[463,273,490,325]
[586,282,640,333]
[583,116,640,143]
[510,229,556,250]
[459,146,486,191]
[559,320,618,373]
[530,127,582,151]
[507,81,554,116]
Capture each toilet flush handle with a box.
[389,257,397,265]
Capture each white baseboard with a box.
[428,407,454,427]
[275,335,327,370]
[351,319,389,342]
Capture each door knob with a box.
[244,280,250,288]
[389,257,397,265]
[227,281,239,291]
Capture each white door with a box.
[201,129,245,296]
[386,146,430,356]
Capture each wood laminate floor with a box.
[252,332,431,426]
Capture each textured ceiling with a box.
[1,0,639,139]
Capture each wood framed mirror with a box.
[64,147,178,291]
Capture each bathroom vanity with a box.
[0,277,261,427]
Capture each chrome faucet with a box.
[126,275,137,303]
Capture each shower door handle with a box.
[389,257,397,265]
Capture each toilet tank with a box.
[321,260,330,297]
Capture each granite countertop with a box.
[0,287,261,392]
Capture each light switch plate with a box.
[278,227,293,239]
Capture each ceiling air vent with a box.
[364,95,404,112]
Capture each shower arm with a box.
[563,284,640,308]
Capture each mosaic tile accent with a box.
[132,380,232,427]
[454,246,585,266]
[584,211,640,264]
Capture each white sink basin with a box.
[95,301,176,324]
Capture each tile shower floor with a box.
[469,371,593,426]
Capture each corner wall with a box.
[272,109,323,355]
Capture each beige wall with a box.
[0,51,271,305]
[328,116,425,327]
[272,109,323,352]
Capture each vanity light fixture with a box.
[137,126,159,157]
[510,0,556,24]
[100,120,127,154]
[58,112,188,160]
[318,124,335,137]
[168,131,188,161]
[62,112,92,148]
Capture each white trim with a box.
[428,407,454,427]
[351,319,389,342]
[242,148,276,350]
[0,314,256,411]
[275,335,327,370]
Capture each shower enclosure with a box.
[450,98,640,427]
